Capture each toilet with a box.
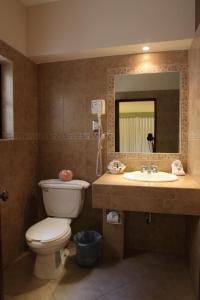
[25,179,90,279]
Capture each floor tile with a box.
[4,248,195,300]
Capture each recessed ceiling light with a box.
[143,46,150,52]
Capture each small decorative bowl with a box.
[107,160,126,174]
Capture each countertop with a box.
[92,173,200,215]
[93,172,200,190]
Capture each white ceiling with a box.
[20,0,60,6]
[31,39,192,64]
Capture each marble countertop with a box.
[93,172,200,190]
[92,173,200,215]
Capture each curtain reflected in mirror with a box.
[116,100,156,152]
[115,72,180,153]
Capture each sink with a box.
[123,171,178,182]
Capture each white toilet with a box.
[25,179,90,279]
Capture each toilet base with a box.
[34,248,69,280]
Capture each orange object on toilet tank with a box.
[59,169,73,181]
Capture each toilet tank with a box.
[39,179,90,218]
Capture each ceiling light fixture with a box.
[143,46,150,52]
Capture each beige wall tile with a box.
[188,139,200,175]
[187,25,200,300]
[37,50,189,252]
[126,212,186,255]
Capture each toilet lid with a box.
[26,217,71,243]
[39,179,90,190]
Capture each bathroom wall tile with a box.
[39,97,64,137]
[187,24,200,299]
[1,48,185,268]
[39,141,66,179]
[1,144,38,267]
[188,31,200,140]
[188,139,200,175]
[38,50,188,246]
[63,96,88,135]
[0,40,38,267]
[125,212,186,255]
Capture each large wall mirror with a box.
[115,72,180,153]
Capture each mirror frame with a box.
[106,64,188,162]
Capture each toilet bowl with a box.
[26,217,72,279]
[25,179,90,279]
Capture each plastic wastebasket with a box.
[73,231,102,267]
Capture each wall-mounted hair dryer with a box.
[91,99,106,116]
[91,99,106,177]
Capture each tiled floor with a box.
[4,244,195,300]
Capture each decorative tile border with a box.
[106,63,188,162]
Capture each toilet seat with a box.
[26,218,72,280]
[26,217,71,243]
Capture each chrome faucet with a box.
[140,165,148,173]
[151,165,158,173]
[140,164,158,174]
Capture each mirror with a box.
[115,72,180,153]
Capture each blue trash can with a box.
[73,231,102,267]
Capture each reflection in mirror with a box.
[115,72,180,153]
[116,99,156,152]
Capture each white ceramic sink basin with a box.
[123,171,178,182]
